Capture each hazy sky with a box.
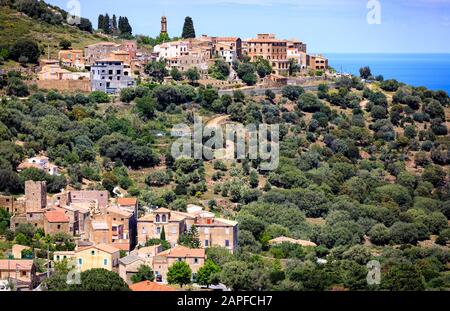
[47,0,450,53]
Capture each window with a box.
[156,215,160,223]
[162,215,167,222]
[204,228,209,234]
[78,258,83,265]
[103,259,108,265]
[225,240,230,247]
[56,255,60,260]
[156,227,161,235]
[194,258,198,264]
[204,240,209,247]
[117,70,121,75]
[57,225,61,229]
[91,250,95,255]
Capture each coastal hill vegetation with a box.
[0,0,449,291]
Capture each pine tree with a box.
[181,16,196,39]
[97,14,104,30]
[190,225,201,248]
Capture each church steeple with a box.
[161,15,167,34]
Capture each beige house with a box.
[54,244,121,272]
[11,245,31,259]
[152,246,205,283]
[246,34,289,75]
[58,49,85,69]
[136,244,163,264]
[307,54,328,70]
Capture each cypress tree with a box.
[97,14,104,30]
[124,17,132,35]
[103,13,111,34]
[181,16,196,39]
[118,16,123,33]
[112,14,117,33]
[160,226,166,241]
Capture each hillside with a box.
[0,5,114,61]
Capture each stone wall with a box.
[27,80,91,93]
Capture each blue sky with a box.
[47,0,450,53]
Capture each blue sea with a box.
[324,53,450,93]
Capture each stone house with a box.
[43,209,70,235]
[118,254,147,284]
[84,42,122,65]
[137,205,238,253]
[152,246,205,283]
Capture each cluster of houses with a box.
[37,40,140,94]
[35,16,328,94]
[155,33,327,77]
[0,180,238,290]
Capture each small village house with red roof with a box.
[0,260,37,290]
[44,209,70,235]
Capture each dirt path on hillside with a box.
[206,115,230,127]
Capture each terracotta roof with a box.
[95,58,124,63]
[12,244,30,253]
[154,207,172,213]
[117,197,137,206]
[91,221,109,230]
[111,242,130,251]
[0,260,34,271]
[18,162,41,170]
[87,42,121,47]
[95,243,121,254]
[157,246,205,258]
[215,37,240,42]
[45,210,70,223]
[77,244,120,254]
[137,245,161,256]
[107,206,133,217]
[247,38,287,43]
[130,281,177,292]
